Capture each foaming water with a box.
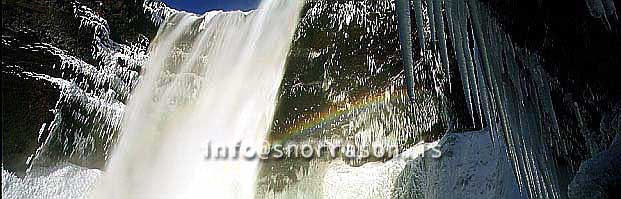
[91,0,303,198]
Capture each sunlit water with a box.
[90,0,303,198]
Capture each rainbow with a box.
[269,87,411,145]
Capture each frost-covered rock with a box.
[393,129,522,199]
[1,164,101,199]
[322,142,439,199]
[2,0,162,173]
[257,142,439,199]
[568,134,621,199]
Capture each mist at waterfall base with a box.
[90,0,303,198]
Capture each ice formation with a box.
[396,0,569,198]
[3,0,617,198]
[1,0,150,169]
[2,164,101,199]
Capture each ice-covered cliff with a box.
[2,0,619,198]
[2,0,165,174]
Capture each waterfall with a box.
[90,0,303,198]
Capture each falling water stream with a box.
[90,0,303,198]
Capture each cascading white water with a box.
[90,0,303,198]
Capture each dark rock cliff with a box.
[2,0,159,175]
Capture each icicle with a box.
[413,0,426,51]
[446,0,476,125]
[462,9,483,128]
[396,0,417,102]
[584,0,612,30]
[433,0,450,91]
[602,0,618,20]
[470,27,494,141]
[467,0,503,145]
[426,0,437,50]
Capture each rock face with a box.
[2,0,160,174]
[568,134,621,199]
[260,0,449,191]
[266,0,618,197]
[263,0,620,197]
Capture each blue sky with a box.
[162,0,260,13]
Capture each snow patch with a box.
[2,164,102,199]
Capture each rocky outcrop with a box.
[568,134,621,199]
[2,0,160,174]
[393,129,522,199]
